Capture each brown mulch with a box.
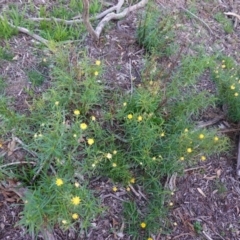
[1,0,240,239]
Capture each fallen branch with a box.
[94,0,148,39]
[224,12,240,21]
[196,115,225,128]
[236,134,240,177]
[0,15,49,46]
[0,161,36,169]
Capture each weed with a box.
[137,3,176,58]
[0,15,18,39]
[214,12,233,34]
[0,46,14,61]
[193,221,202,234]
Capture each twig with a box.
[218,128,240,133]
[184,165,207,172]
[0,15,49,46]
[179,6,213,35]
[129,59,133,96]
[29,17,85,24]
[0,161,36,169]
[202,231,213,240]
[101,193,126,202]
[224,12,240,21]
[236,134,240,177]
[129,184,140,198]
[13,137,38,157]
[197,115,225,128]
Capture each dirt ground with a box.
[1,0,240,239]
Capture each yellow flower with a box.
[123,102,127,106]
[62,220,67,224]
[71,196,81,205]
[221,64,226,69]
[72,213,79,220]
[106,153,112,159]
[95,60,101,66]
[55,101,59,106]
[112,163,117,167]
[234,92,239,97]
[127,114,133,119]
[160,132,165,137]
[148,238,153,240]
[152,157,156,161]
[94,71,99,76]
[87,138,94,145]
[126,187,130,191]
[138,116,143,122]
[230,85,235,90]
[184,128,188,133]
[74,182,80,188]
[91,116,96,121]
[130,178,135,184]
[201,156,206,161]
[80,123,88,130]
[180,157,184,161]
[214,136,219,141]
[56,178,63,186]
[187,148,192,153]
[140,222,146,229]
[113,150,117,155]
[112,186,118,192]
[74,109,80,116]
[199,134,204,139]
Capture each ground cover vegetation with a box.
[0,0,239,239]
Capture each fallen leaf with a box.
[216,169,222,178]
[203,175,216,180]
[197,188,207,198]
[7,138,16,156]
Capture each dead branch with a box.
[196,115,225,128]
[94,0,148,39]
[236,134,240,177]
[0,161,36,169]
[224,12,240,21]
[0,15,49,46]
[83,0,99,41]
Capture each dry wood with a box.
[236,134,240,177]
[0,15,49,46]
[94,0,148,39]
[224,12,240,21]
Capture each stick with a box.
[0,15,49,46]
[236,134,240,177]
[179,7,213,35]
[0,161,36,169]
[197,115,225,128]
[224,12,240,21]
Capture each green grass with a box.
[214,12,233,34]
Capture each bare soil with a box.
[1,0,240,239]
